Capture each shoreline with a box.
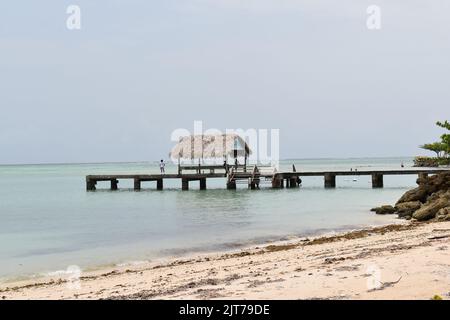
[0,217,399,285]
[1,220,449,300]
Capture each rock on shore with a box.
[371,172,450,221]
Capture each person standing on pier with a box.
[160,159,165,174]
[223,160,229,174]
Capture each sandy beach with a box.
[1,220,449,300]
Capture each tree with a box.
[436,120,450,130]
[420,142,447,158]
[420,120,450,158]
[436,121,450,153]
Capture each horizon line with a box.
[0,156,415,167]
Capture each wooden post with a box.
[289,177,298,188]
[182,178,189,190]
[227,180,236,190]
[134,178,141,191]
[111,179,118,190]
[285,178,290,188]
[271,177,278,188]
[290,165,298,187]
[200,178,207,190]
[86,178,96,191]
[371,173,384,188]
[157,179,163,190]
[272,176,283,188]
[324,173,336,188]
[249,177,256,189]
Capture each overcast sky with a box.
[0,1,449,164]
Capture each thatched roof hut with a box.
[170,134,251,160]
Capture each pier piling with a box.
[371,173,384,188]
[199,178,207,190]
[182,179,189,191]
[289,177,298,188]
[86,178,96,191]
[157,179,163,190]
[271,178,278,188]
[111,179,118,190]
[134,178,141,191]
[324,173,336,188]
[271,177,283,188]
[227,180,237,190]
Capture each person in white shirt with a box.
[160,159,165,174]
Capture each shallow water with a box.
[0,157,417,280]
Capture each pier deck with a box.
[86,168,449,191]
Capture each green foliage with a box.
[436,120,450,130]
[436,121,450,151]
[420,142,448,158]
[420,120,450,159]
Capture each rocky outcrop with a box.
[373,172,450,221]
[412,193,449,221]
[396,172,450,204]
[437,207,450,221]
[395,188,429,204]
[394,201,422,218]
[370,205,396,215]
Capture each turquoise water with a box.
[0,157,417,281]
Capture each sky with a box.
[0,0,449,164]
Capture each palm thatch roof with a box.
[170,134,252,160]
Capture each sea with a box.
[0,157,418,281]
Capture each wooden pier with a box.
[85,168,449,191]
